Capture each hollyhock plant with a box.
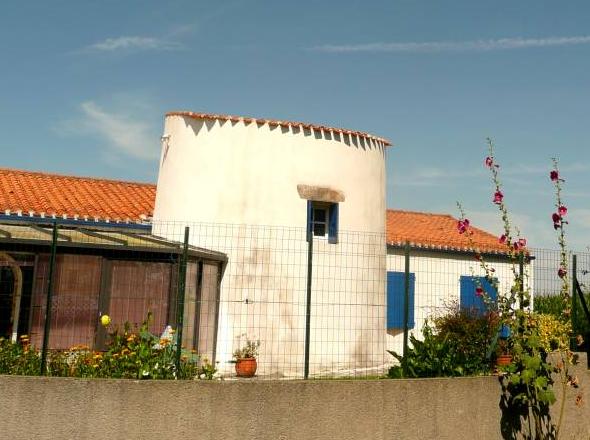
[457,139,578,439]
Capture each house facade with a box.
[385,210,532,356]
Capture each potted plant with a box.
[232,338,260,378]
[495,337,513,367]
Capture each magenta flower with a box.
[485,157,494,168]
[498,234,507,244]
[518,238,527,248]
[475,286,484,297]
[550,170,559,182]
[558,266,567,278]
[493,190,504,205]
[558,205,567,216]
[457,219,470,234]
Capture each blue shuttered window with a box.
[306,201,339,244]
[387,271,415,329]
[459,276,498,315]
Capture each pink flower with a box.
[558,266,567,278]
[484,157,494,168]
[493,190,504,205]
[475,286,484,297]
[457,219,470,234]
[550,170,559,182]
[558,205,567,216]
[498,234,507,244]
[513,238,527,251]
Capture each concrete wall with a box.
[1,356,588,440]
[386,248,532,355]
[152,114,389,377]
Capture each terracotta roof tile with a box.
[0,168,155,223]
[1,169,506,254]
[166,111,392,147]
[387,209,510,254]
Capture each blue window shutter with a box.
[328,203,339,244]
[460,276,498,315]
[387,271,415,329]
[306,200,312,242]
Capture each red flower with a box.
[484,156,494,168]
[498,234,507,244]
[475,286,484,297]
[493,191,503,204]
[558,205,567,216]
[457,219,470,234]
[550,170,559,182]
[558,266,567,278]
[518,238,527,248]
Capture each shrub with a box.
[0,335,40,376]
[388,308,499,379]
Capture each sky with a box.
[1,0,589,251]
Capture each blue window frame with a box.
[459,276,498,315]
[387,271,415,329]
[306,201,338,244]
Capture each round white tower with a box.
[153,111,391,377]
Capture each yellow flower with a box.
[100,315,111,327]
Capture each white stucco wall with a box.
[386,248,533,356]
[153,114,388,377]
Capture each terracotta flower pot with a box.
[235,358,257,377]
[496,354,513,366]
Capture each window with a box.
[386,271,415,329]
[306,201,338,244]
[459,276,498,315]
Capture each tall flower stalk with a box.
[457,138,581,439]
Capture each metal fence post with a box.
[402,242,410,376]
[572,254,578,338]
[175,226,190,377]
[304,228,314,379]
[40,222,58,375]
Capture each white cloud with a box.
[85,36,182,52]
[58,101,159,162]
[311,35,590,53]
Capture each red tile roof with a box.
[0,168,155,223]
[387,209,509,254]
[167,111,392,147]
[0,168,506,253]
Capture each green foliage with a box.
[388,313,497,379]
[0,335,40,376]
[0,314,215,380]
[535,294,590,348]
[232,337,260,359]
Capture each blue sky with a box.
[1,0,589,250]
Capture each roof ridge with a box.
[0,167,156,188]
[166,110,392,147]
[387,208,455,219]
